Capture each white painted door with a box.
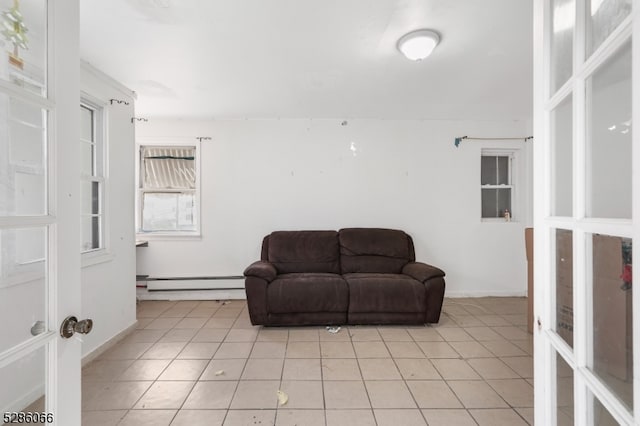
[534,0,638,424]
[0,1,81,425]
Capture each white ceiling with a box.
[80,0,533,120]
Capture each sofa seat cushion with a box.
[267,273,348,314]
[344,273,425,313]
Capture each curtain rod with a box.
[454,135,533,147]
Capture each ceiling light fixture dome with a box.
[397,29,440,61]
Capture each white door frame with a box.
[50,1,82,425]
[533,0,639,424]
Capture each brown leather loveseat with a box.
[243,228,445,326]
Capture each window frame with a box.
[135,139,201,239]
[481,149,517,221]
[79,97,107,256]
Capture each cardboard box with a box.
[592,234,632,382]
[525,228,533,333]
[548,232,631,385]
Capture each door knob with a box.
[60,316,93,338]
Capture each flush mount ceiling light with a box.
[397,29,440,61]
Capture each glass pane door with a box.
[535,0,637,424]
[0,2,51,410]
[0,1,82,424]
[0,135,51,414]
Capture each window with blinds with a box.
[139,146,198,233]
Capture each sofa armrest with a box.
[244,261,277,283]
[402,262,445,282]
[424,276,446,323]
[244,261,276,326]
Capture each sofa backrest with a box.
[338,228,415,274]
[262,230,341,274]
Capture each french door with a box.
[534,0,639,424]
[0,1,81,425]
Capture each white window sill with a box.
[136,232,202,241]
[81,250,115,268]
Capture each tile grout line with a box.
[165,302,221,425]
[319,329,328,426]
[220,305,252,422]
[349,327,378,426]
[391,324,434,425]
[118,301,177,424]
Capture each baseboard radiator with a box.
[144,276,245,292]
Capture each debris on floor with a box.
[214,370,225,376]
[326,326,341,334]
[277,390,288,406]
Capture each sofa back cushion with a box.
[263,231,340,274]
[339,228,415,274]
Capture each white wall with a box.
[80,63,137,357]
[137,118,532,297]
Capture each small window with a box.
[80,103,104,252]
[138,145,199,234]
[481,152,514,219]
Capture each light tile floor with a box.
[82,297,534,426]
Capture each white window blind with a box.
[142,147,196,189]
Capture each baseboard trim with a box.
[137,288,246,301]
[141,277,244,292]
[445,291,527,298]
[81,321,138,367]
